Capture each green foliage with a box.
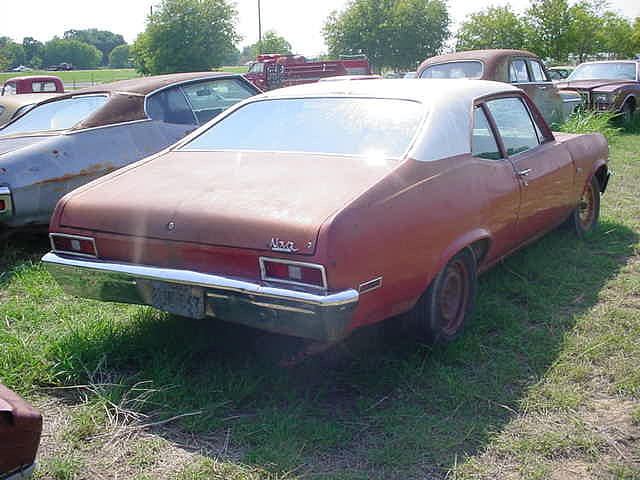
[0,42,26,69]
[63,29,126,66]
[22,37,44,68]
[599,11,637,59]
[132,0,239,75]
[566,1,605,63]
[456,6,527,51]
[43,39,102,69]
[108,44,131,68]
[323,0,450,71]
[257,30,293,55]
[524,0,573,61]
[557,110,621,143]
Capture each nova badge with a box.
[270,237,298,253]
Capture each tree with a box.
[524,0,573,62]
[1,42,26,68]
[131,0,239,75]
[64,29,125,66]
[599,12,636,59]
[44,39,103,69]
[323,0,450,72]
[241,30,292,63]
[108,44,131,68]
[566,1,606,63]
[456,6,527,51]
[22,37,44,67]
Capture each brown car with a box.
[0,384,42,479]
[556,60,640,122]
[417,49,581,125]
[43,80,609,346]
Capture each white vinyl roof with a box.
[254,79,522,162]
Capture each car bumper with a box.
[1,463,35,480]
[42,252,359,342]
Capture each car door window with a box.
[528,61,547,82]
[146,87,196,125]
[181,78,256,125]
[486,97,539,156]
[472,106,501,160]
[3,83,17,95]
[509,59,529,83]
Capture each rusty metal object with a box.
[0,384,42,478]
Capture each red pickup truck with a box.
[244,54,371,90]
[1,75,65,95]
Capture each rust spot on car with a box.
[33,163,117,185]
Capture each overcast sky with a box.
[2,0,639,57]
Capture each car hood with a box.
[556,79,635,92]
[59,150,397,254]
[0,133,58,157]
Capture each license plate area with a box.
[151,281,205,319]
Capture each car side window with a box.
[486,97,540,156]
[3,83,17,95]
[472,106,501,160]
[181,79,257,125]
[509,59,529,83]
[528,61,547,82]
[146,87,196,125]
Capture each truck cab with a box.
[1,75,65,96]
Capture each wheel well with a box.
[594,165,609,193]
[469,238,490,265]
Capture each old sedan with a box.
[0,93,61,127]
[43,80,609,346]
[417,49,582,125]
[556,60,640,122]
[0,72,260,234]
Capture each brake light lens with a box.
[0,199,5,212]
[50,234,98,257]
[260,258,326,289]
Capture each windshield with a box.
[181,97,423,159]
[0,95,108,135]
[568,62,637,81]
[420,61,483,79]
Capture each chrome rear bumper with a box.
[42,252,359,342]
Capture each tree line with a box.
[0,29,131,71]
[2,0,639,74]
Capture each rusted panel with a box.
[33,162,116,185]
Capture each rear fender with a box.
[432,228,489,283]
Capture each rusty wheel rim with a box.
[438,259,470,335]
[578,182,596,230]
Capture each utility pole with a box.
[258,0,262,55]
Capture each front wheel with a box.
[410,248,478,343]
[566,175,601,237]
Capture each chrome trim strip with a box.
[0,187,10,195]
[42,252,358,307]
[49,233,98,259]
[247,300,315,315]
[359,276,383,294]
[259,256,328,290]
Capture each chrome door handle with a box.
[517,168,532,176]
[538,85,549,90]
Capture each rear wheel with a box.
[566,175,600,237]
[621,101,635,124]
[409,248,477,343]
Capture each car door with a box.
[484,96,574,241]
[509,57,564,125]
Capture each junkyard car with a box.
[556,60,640,122]
[0,93,60,126]
[1,76,64,95]
[548,66,574,81]
[0,384,42,480]
[43,80,609,345]
[0,72,260,232]
[417,49,582,125]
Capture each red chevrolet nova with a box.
[43,80,609,345]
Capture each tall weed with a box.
[556,111,621,143]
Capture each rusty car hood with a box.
[0,133,58,157]
[556,79,636,91]
[59,150,397,254]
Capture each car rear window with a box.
[0,95,108,135]
[420,61,483,79]
[181,97,423,159]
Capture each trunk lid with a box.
[60,150,396,255]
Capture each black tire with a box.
[621,101,635,124]
[409,248,478,343]
[566,175,600,237]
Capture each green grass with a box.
[0,68,141,87]
[1,133,639,478]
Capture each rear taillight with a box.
[260,257,327,289]
[0,186,11,214]
[0,199,5,212]
[50,233,98,258]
